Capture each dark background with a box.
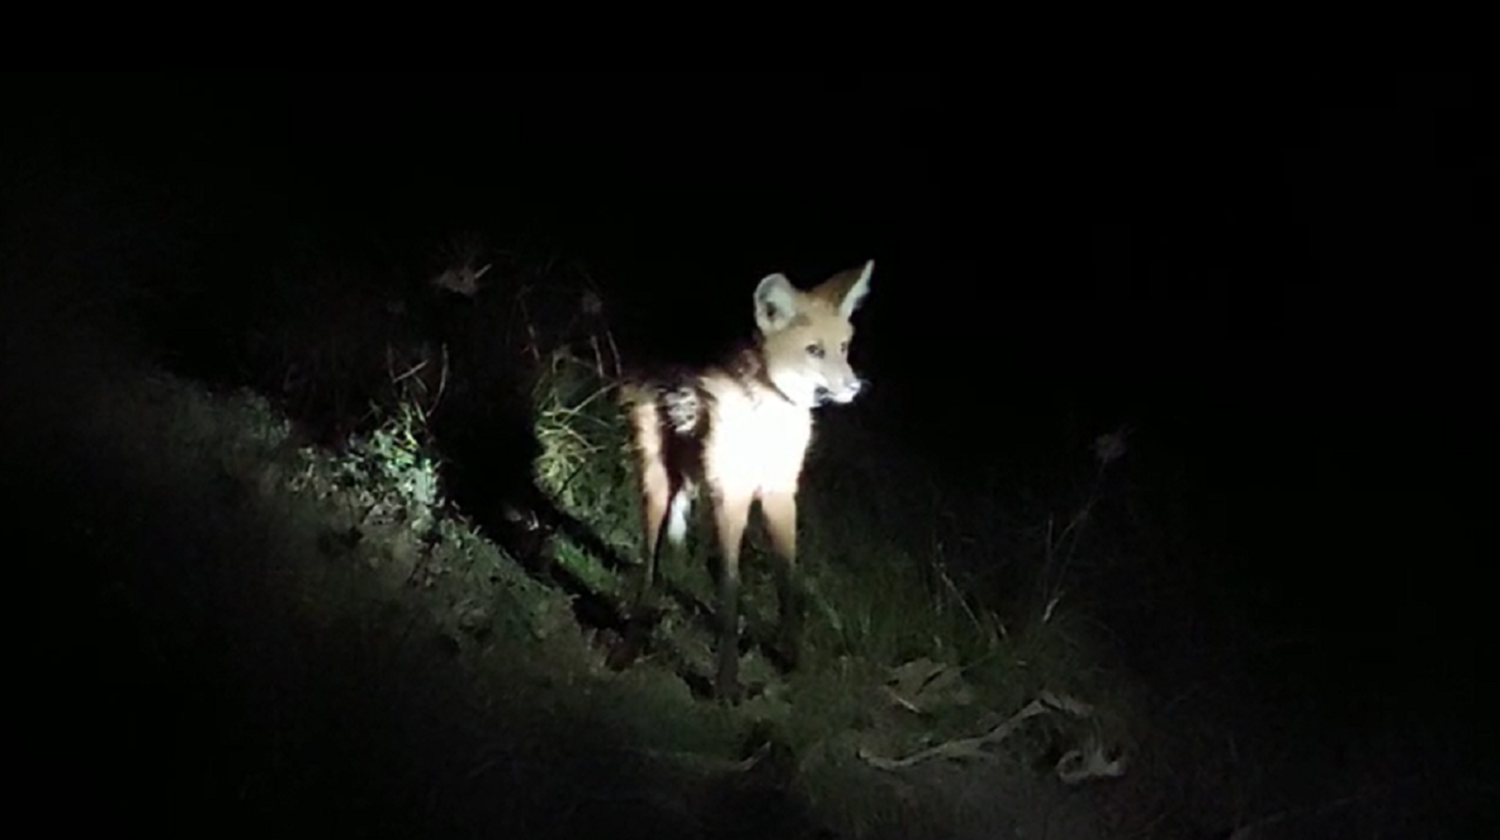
[4,71,1475,741]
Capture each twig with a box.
[932,560,987,638]
[858,698,1050,770]
[429,344,449,417]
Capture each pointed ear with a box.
[754,272,801,332]
[837,259,874,319]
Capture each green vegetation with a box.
[4,230,1297,838]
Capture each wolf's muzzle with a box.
[815,378,866,406]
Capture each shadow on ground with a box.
[1,287,832,840]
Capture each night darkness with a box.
[3,72,1482,836]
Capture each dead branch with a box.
[858,698,1050,770]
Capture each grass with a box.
[9,220,1478,839]
[5,225,1134,840]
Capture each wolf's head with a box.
[754,259,874,409]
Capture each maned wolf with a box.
[620,259,875,700]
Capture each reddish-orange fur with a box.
[620,260,874,700]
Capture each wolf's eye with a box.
[839,341,849,356]
[805,343,825,359]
